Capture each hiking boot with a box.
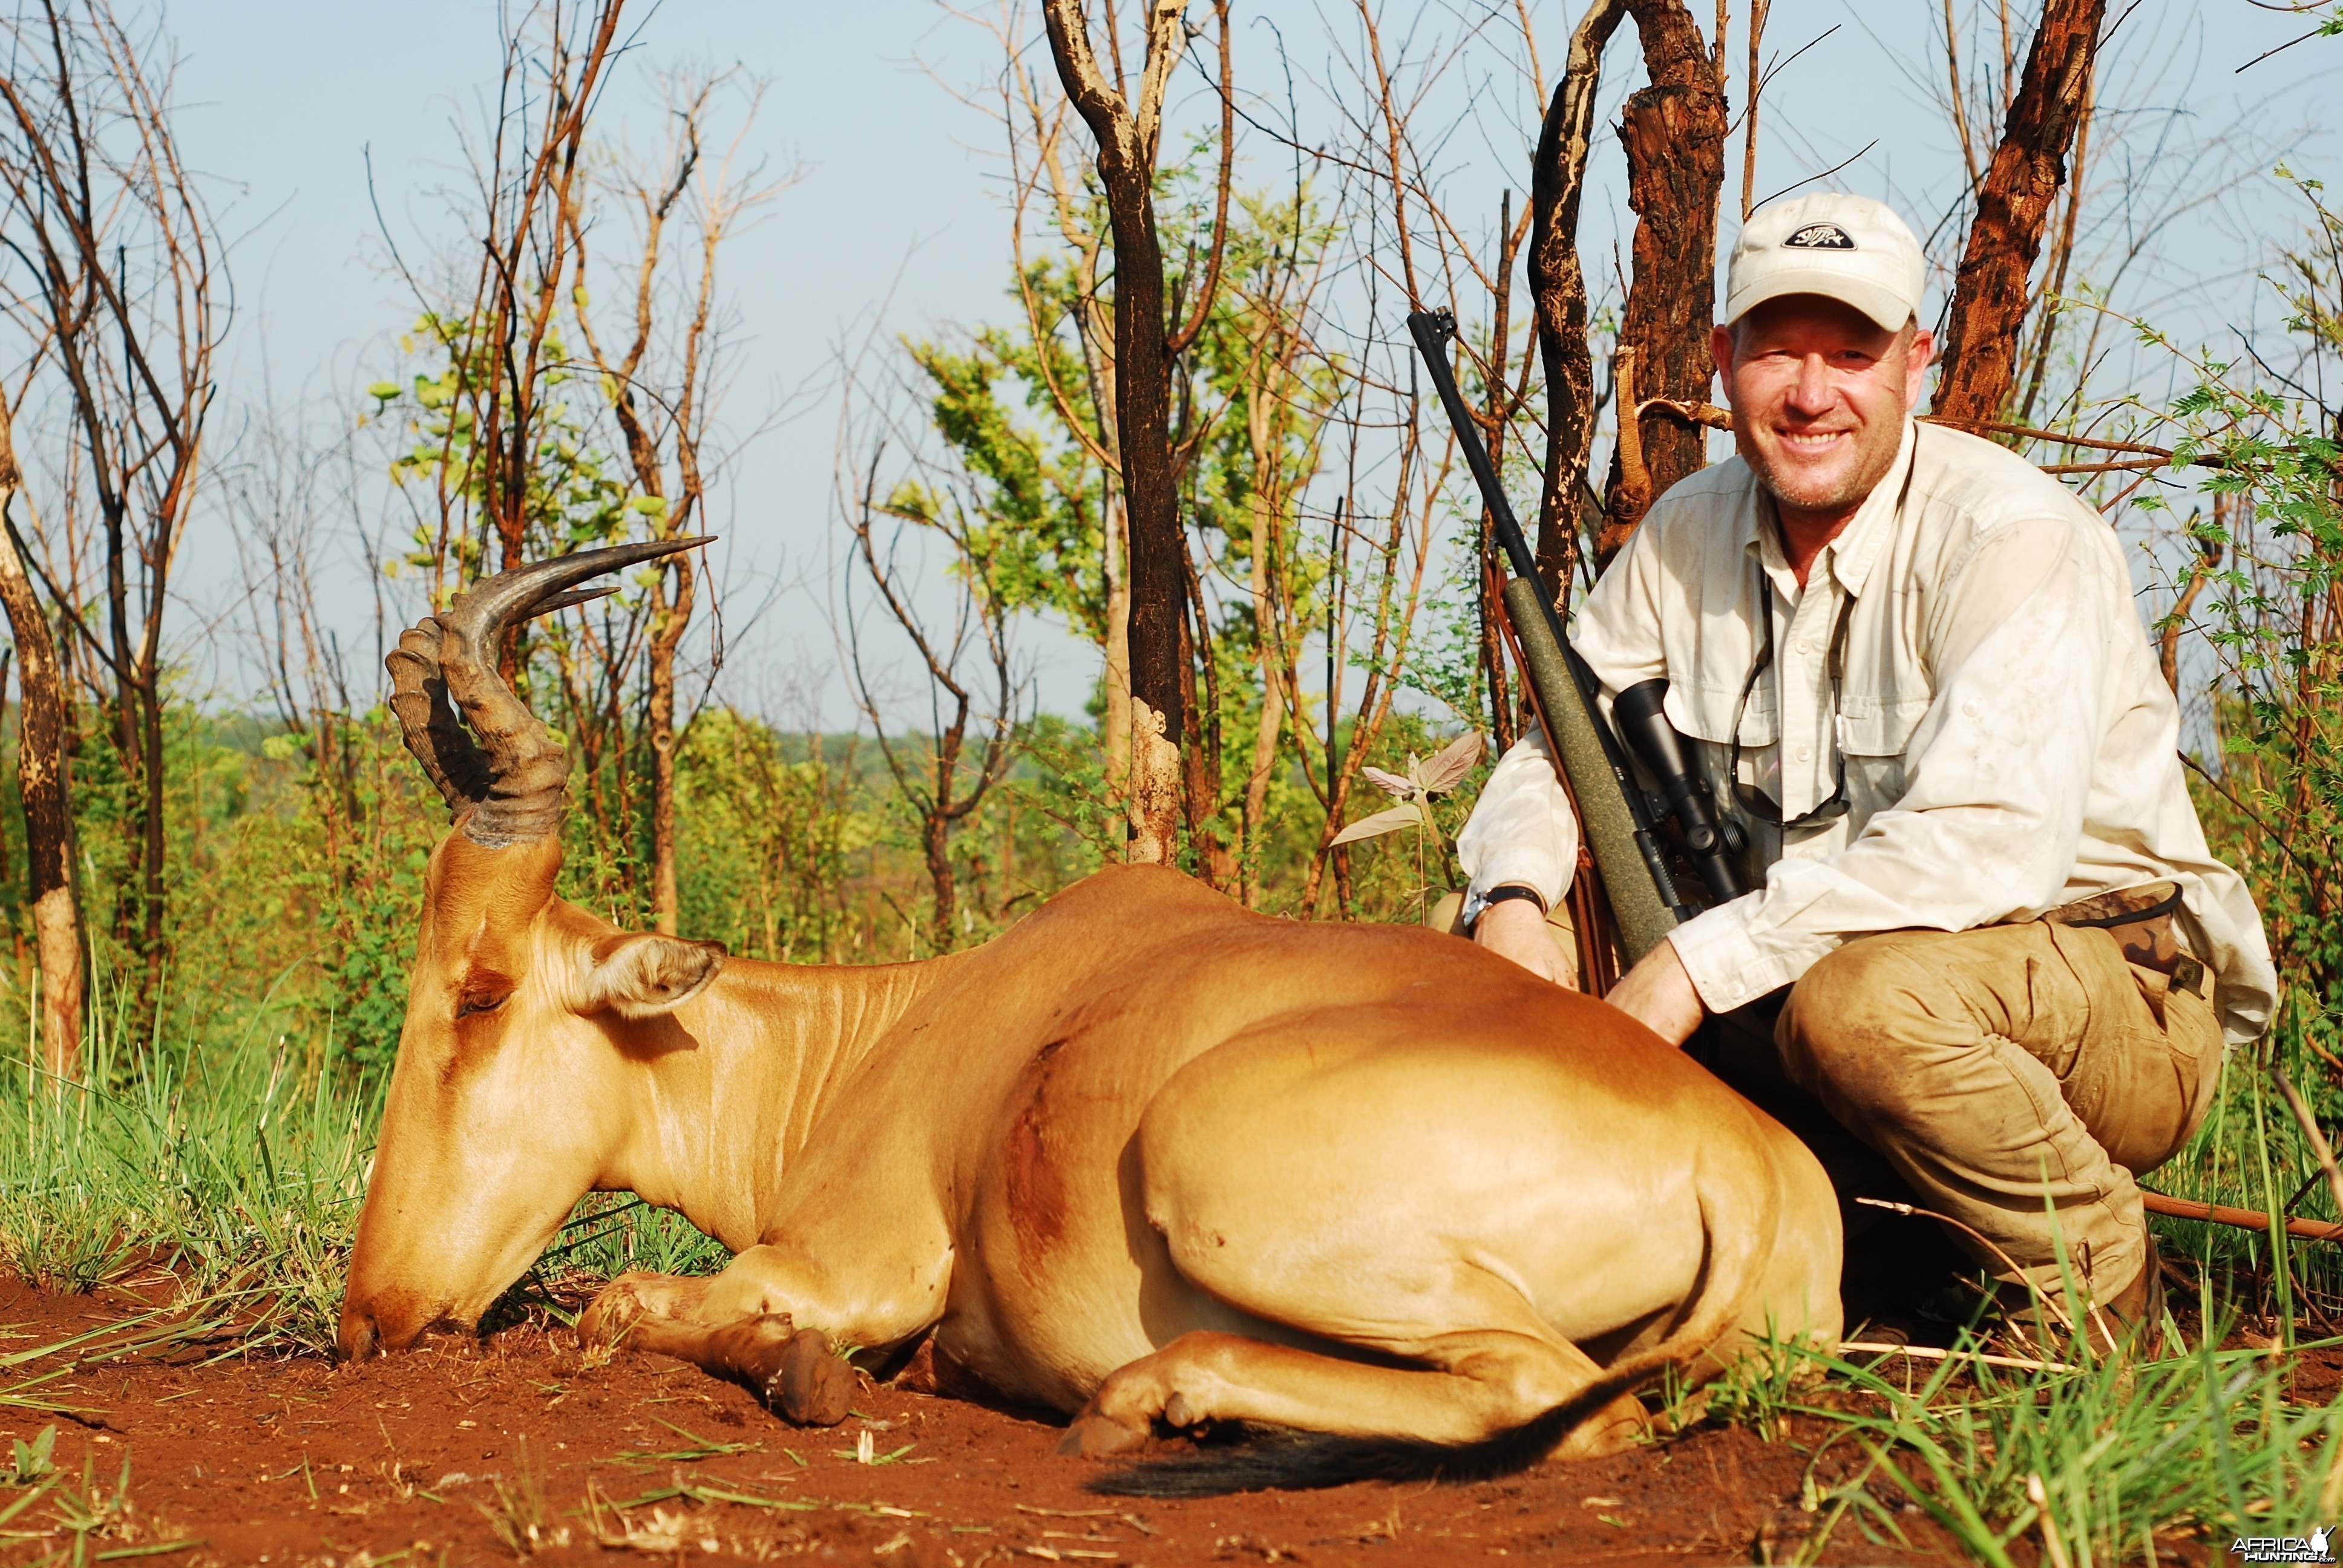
[1993,1235,2165,1364]
[2085,1234,2166,1360]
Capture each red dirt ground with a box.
[0,1277,2008,1567]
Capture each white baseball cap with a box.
[1724,192,1925,332]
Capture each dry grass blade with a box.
[2025,1474,2076,1568]
[1838,1341,2076,1373]
[2275,1069,2343,1226]
[473,1437,565,1556]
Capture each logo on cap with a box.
[1782,222,1856,250]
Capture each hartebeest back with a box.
[340,546,1843,1493]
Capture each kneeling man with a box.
[1456,192,2273,1332]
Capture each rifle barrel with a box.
[1404,307,1694,959]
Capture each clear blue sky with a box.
[159,1,2335,722]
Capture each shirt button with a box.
[1796,744,1813,761]
[1796,639,1813,655]
[1962,699,1979,718]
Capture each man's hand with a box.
[1472,897,1578,989]
[1603,938,1705,1046]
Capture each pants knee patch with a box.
[1777,942,1928,1112]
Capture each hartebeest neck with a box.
[603,947,966,1252]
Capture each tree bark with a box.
[1933,0,2105,428]
[1102,496,1134,811]
[1529,0,1631,603]
[1040,0,1188,866]
[0,401,83,1083]
[646,553,693,935]
[1595,0,1729,566]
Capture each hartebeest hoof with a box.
[576,1281,645,1350]
[579,1270,716,1351]
[1058,1409,1151,1458]
[770,1328,857,1426]
[1547,1391,1652,1461]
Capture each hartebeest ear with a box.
[568,932,728,1020]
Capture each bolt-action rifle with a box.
[1404,309,1741,970]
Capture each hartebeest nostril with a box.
[337,1310,379,1364]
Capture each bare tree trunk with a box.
[1528,0,1629,600]
[1102,495,1133,808]
[560,71,774,931]
[923,806,958,951]
[840,414,1018,955]
[1740,0,1769,221]
[1178,547,1234,888]
[1480,189,1522,753]
[0,2,220,1031]
[1040,0,1190,866]
[646,555,694,934]
[1240,393,1282,907]
[138,653,165,1005]
[0,402,82,1082]
[1596,0,1729,564]
[2014,59,2091,427]
[482,2,625,581]
[1933,0,2104,427]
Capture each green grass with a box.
[0,965,728,1356]
[1690,1326,2343,1563]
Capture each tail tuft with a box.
[1086,1400,1593,1498]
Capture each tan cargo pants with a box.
[1760,920,2224,1307]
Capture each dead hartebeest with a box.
[338,544,1841,1492]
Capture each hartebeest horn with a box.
[386,538,712,846]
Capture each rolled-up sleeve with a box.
[1668,514,2106,1013]
[1457,728,1581,909]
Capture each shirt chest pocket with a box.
[1838,693,1930,811]
[1660,681,1773,747]
[1660,681,1773,806]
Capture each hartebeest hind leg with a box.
[1047,1020,1786,1465]
[1064,1324,1648,1460]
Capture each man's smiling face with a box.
[1710,295,1934,526]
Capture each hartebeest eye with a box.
[456,982,513,1018]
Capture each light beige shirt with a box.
[1457,419,2275,1049]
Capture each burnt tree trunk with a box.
[1595,0,1728,566]
[0,402,83,1082]
[1041,0,1190,867]
[1529,0,1631,602]
[1933,0,2105,427]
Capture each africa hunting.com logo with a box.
[2233,1526,2336,1563]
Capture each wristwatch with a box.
[1465,883,1547,932]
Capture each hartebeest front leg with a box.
[578,1240,953,1426]
[578,1270,854,1424]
